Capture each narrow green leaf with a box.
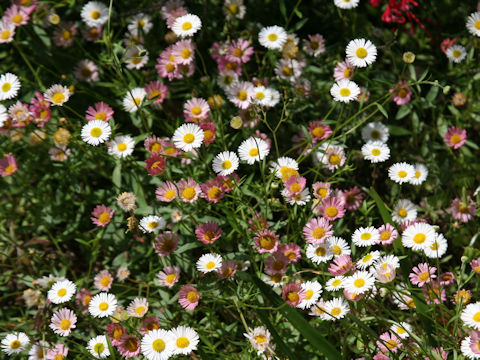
[112,160,122,188]
[376,103,389,119]
[395,106,411,120]
[256,308,297,359]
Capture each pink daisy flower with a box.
[46,344,68,360]
[53,22,77,48]
[159,137,180,158]
[145,81,168,106]
[317,197,346,221]
[303,34,326,57]
[184,97,210,122]
[312,182,331,200]
[409,263,436,287]
[157,265,181,288]
[85,102,114,122]
[145,154,167,176]
[227,81,253,109]
[29,92,51,127]
[118,334,141,358]
[217,173,240,193]
[91,205,115,227]
[153,232,178,257]
[4,5,30,27]
[282,283,305,306]
[376,223,398,245]
[139,316,161,335]
[322,145,346,171]
[144,135,163,154]
[341,186,365,211]
[344,289,366,302]
[265,253,290,275]
[439,272,455,286]
[155,181,178,202]
[106,323,126,346]
[377,332,402,353]
[470,257,480,274]
[283,175,306,196]
[356,87,370,102]
[390,81,412,105]
[126,297,149,318]
[94,269,114,291]
[423,284,446,305]
[200,122,216,147]
[328,255,354,276]
[82,25,103,41]
[178,284,200,310]
[333,58,355,82]
[470,332,480,356]
[172,39,195,65]
[226,38,254,64]
[373,353,390,360]
[0,154,17,177]
[303,217,333,244]
[308,120,332,143]
[216,260,238,279]
[177,177,202,202]
[253,229,279,254]
[279,243,301,263]
[443,126,467,149]
[9,101,31,127]
[218,57,242,75]
[156,47,182,81]
[49,308,77,336]
[195,222,222,244]
[449,196,476,223]
[75,288,92,312]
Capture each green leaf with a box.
[426,85,439,103]
[388,125,412,136]
[112,160,122,189]
[376,103,389,119]
[256,308,297,359]
[250,275,341,359]
[395,106,411,120]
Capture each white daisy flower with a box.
[346,38,377,67]
[127,297,149,318]
[326,237,351,257]
[47,279,76,304]
[343,270,376,295]
[196,253,223,273]
[388,162,415,184]
[466,12,480,37]
[330,79,360,103]
[461,336,480,359]
[81,120,112,146]
[172,123,204,152]
[282,187,311,206]
[169,325,199,355]
[461,302,480,330]
[334,0,360,9]
[269,156,299,180]
[172,14,202,37]
[88,292,117,318]
[390,322,412,339]
[0,22,15,44]
[123,87,147,112]
[244,326,272,354]
[128,13,153,36]
[325,276,345,292]
[392,199,417,224]
[124,45,149,70]
[0,73,21,100]
[409,163,428,185]
[297,281,323,309]
[0,104,7,127]
[212,151,239,176]
[357,251,381,270]
[324,297,349,320]
[217,70,239,90]
[424,232,448,259]
[258,25,287,50]
[401,222,436,251]
[28,341,49,360]
[306,243,333,264]
[374,254,400,271]
[361,122,389,143]
[251,86,271,106]
[1,332,29,355]
[139,215,166,233]
[141,329,173,360]
[361,141,390,163]
[264,88,281,107]
[238,137,270,165]
[88,335,110,359]
[446,45,467,63]
[44,84,70,106]
[81,1,109,27]
[352,226,380,247]
[107,135,135,158]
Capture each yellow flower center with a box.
[473,312,480,322]
[181,48,191,59]
[125,337,138,352]
[187,290,199,302]
[430,242,439,250]
[2,83,11,92]
[182,21,192,30]
[330,307,341,316]
[354,278,365,287]
[165,63,175,72]
[249,148,259,156]
[113,328,124,340]
[282,66,292,76]
[452,49,462,58]
[475,20,480,30]
[256,91,265,100]
[380,232,391,241]
[5,165,15,174]
[152,339,165,352]
[255,335,266,344]
[98,302,109,311]
[362,254,373,263]
[343,68,353,78]
[315,246,326,256]
[356,47,367,58]
[312,227,326,239]
[205,261,216,270]
[150,143,162,152]
[203,230,216,243]
[182,187,196,200]
[62,30,71,40]
[397,88,408,98]
[91,10,101,19]
[312,126,325,139]
[287,291,299,302]
[371,148,381,156]
[191,106,202,116]
[57,288,67,297]
[148,221,158,229]
[259,235,276,250]
[450,134,461,144]
[54,355,64,360]
[10,340,21,349]
[272,260,284,271]
[290,183,301,193]
[333,245,341,255]
[135,306,146,316]
[386,339,397,349]
[418,272,430,282]
[397,170,407,178]
[233,48,243,57]
[222,160,232,169]
[164,189,176,200]
[305,289,314,300]
[59,319,71,330]
[52,92,65,104]
[149,90,162,99]
[94,343,105,354]
[413,233,426,244]
[360,233,371,240]
[183,133,194,144]
[176,336,190,348]
[116,142,128,152]
[1,30,11,40]
[207,187,221,199]
[165,273,176,284]
[329,154,340,165]
[237,90,248,101]
[398,208,407,218]
[332,279,341,287]
[415,171,421,178]
[12,14,23,24]
[339,88,351,97]
[268,33,278,41]
[100,275,111,287]
[325,206,338,218]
